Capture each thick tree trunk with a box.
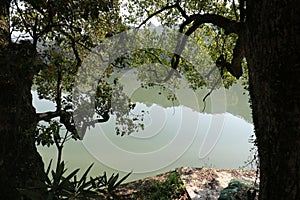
[0,1,45,199]
[245,0,300,199]
[0,47,45,199]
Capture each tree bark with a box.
[245,0,300,199]
[0,0,10,46]
[0,1,45,199]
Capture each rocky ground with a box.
[179,167,259,200]
[113,167,259,200]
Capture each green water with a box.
[35,81,255,183]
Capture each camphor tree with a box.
[0,0,130,198]
[125,0,300,199]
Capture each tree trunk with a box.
[245,0,300,199]
[0,0,10,46]
[0,1,45,199]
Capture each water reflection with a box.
[35,81,255,182]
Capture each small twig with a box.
[56,64,62,111]
[60,29,82,69]
[202,76,222,112]
[232,0,239,21]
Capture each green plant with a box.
[140,171,186,200]
[19,159,131,200]
[20,120,131,199]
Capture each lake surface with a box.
[34,81,255,182]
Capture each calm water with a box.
[35,81,255,182]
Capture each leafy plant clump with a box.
[137,171,186,200]
[18,160,131,200]
[20,120,131,199]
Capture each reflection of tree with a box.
[128,28,221,91]
[72,64,148,138]
[95,77,146,136]
[30,0,126,141]
[129,36,223,113]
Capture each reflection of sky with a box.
[34,89,255,178]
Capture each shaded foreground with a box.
[105,167,259,200]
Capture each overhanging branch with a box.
[185,13,242,35]
[230,35,244,78]
[37,109,111,139]
[37,111,60,122]
[172,14,245,79]
[37,110,76,134]
[137,1,188,29]
[137,4,177,29]
[77,111,110,139]
[137,2,245,79]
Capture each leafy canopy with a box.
[10,0,249,141]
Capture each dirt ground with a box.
[113,167,259,200]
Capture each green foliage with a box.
[97,171,132,197]
[11,0,139,137]
[27,0,123,103]
[12,0,250,139]
[24,118,131,199]
[35,120,61,147]
[11,0,250,139]
[35,120,80,148]
[125,0,239,27]
[125,0,247,89]
[19,160,131,200]
[138,171,186,200]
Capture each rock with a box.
[218,179,258,200]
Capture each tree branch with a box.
[37,110,77,135]
[37,109,111,139]
[56,64,62,111]
[175,2,188,19]
[37,111,60,122]
[78,112,110,139]
[60,29,82,69]
[228,35,244,78]
[190,13,242,35]
[232,0,239,21]
[171,14,244,79]
[138,1,190,29]
[239,0,246,22]
[137,4,178,28]
[173,13,243,67]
